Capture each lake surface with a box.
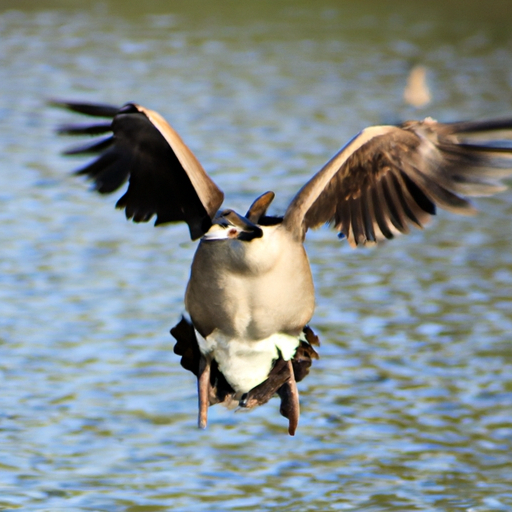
[1,1,512,510]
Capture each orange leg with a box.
[285,360,300,436]
[197,355,211,429]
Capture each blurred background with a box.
[1,1,512,510]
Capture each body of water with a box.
[1,1,512,510]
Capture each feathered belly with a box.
[196,330,301,393]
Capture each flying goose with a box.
[53,100,512,435]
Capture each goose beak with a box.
[202,223,231,240]
[202,210,263,241]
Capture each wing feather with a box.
[63,136,114,155]
[371,183,394,241]
[361,188,377,243]
[284,118,512,246]
[54,101,224,240]
[381,172,410,234]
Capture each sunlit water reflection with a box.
[1,1,512,510]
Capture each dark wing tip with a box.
[62,136,114,156]
[57,122,113,137]
[49,99,120,118]
[446,117,512,134]
[53,100,224,240]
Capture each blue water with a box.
[1,1,512,510]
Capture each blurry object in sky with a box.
[404,65,431,108]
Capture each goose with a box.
[53,100,512,435]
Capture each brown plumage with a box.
[284,119,512,245]
[53,100,512,434]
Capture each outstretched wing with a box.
[53,101,224,240]
[283,117,512,246]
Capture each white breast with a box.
[197,329,300,394]
[185,223,315,393]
